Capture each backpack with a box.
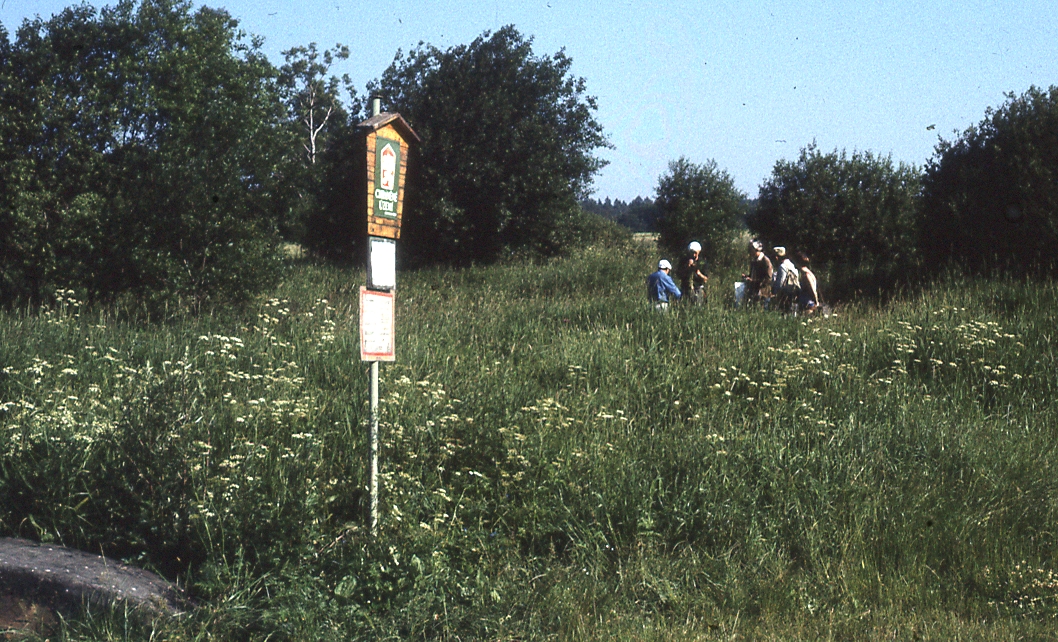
[780,265,800,295]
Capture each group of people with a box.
[647,239,821,314]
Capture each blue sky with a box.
[3,0,1057,201]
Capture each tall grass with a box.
[1,244,1057,640]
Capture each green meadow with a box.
[2,239,1057,640]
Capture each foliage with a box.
[0,0,296,308]
[750,144,921,292]
[3,246,1058,638]
[278,43,354,167]
[302,114,366,263]
[275,43,356,242]
[654,157,746,262]
[325,25,611,265]
[581,196,660,233]
[921,85,1058,274]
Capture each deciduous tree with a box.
[750,144,920,277]
[336,26,610,265]
[0,0,296,307]
[921,85,1058,274]
[655,158,746,261]
[278,42,354,167]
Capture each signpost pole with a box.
[357,96,416,539]
[368,96,382,538]
[369,360,379,536]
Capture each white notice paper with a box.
[360,287,395,361]
[368,237,396,290]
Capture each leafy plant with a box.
[749,144,921,295]
[921,85,1058,274]
[0,0,297,308]
[654,157,747,261]
[332,25,611,265]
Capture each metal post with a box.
[370,360,379,535]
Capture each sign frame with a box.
[359,287,395,362]
[359,112,419,240]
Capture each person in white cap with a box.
[647,259,682,311]
[676,241,709,305]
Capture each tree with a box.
[278,42,354,167]
[921,85,1058,274]
[319,25,609,265]
[580,196,659,233]
[277,42,356,241]
[749,144,920,276]
[655,158,746,260]
[0,0,296,307]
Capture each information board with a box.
[360,287,395,361]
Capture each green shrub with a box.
[312,26,610,266]
[750,144,921,296]
[0,0,296,308]
[921,85,1058,274]
[655,157,747,262]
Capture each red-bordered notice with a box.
[360,287,395,361]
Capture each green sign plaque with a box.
[373,136,402,220]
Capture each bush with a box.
[921,85,1058,275]
[0,1,296,308]
[749,144,921,295]
[654,158,746,261]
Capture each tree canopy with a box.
[921,85,1058,274]
[344,25,610,265]
[654,158,746,261]
[749,144,921,277]
[0,0,296,307]
[582,196,659,233]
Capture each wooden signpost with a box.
[358,97,419,535]
[360,108,418,244]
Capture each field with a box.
[2,239,1058,640]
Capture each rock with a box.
[0,538,188,636]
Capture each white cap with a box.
[658,259,672,270]
[688,241,702,253]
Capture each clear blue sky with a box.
[4,0,1058,201]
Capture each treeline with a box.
[2,0,1057,310]
[580,196,659,233]
[0,0,614,308]
[654,85,1058,296]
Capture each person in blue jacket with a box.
[647,259,682,311]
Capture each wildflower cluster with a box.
[40,288,84,325]
[984,562,1058,618]
[381,374,472,532]
[253,297,340,349]
[878,309,1026,392]
[0,292,348,554]
[703,323,854,429]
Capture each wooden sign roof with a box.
[356,112,421,144]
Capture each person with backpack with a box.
[772,246,799,313]
[676,241,709,305]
